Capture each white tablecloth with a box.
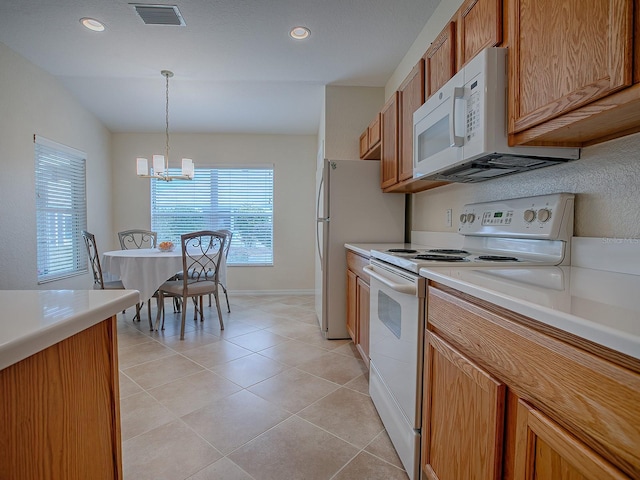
[102,248,227,302]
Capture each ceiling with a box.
[0,0,440,135]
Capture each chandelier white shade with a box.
[137,70,194,181]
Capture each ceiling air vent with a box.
[131,4,186,26]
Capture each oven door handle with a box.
[363,265,417,295]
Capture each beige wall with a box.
[112,133,317,293]
[412,133,640,238]
[0,42,113,290]
[387,0,640,240]
[323,85,385,160]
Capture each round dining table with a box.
[102,248,227,303]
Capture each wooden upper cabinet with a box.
[380,92,400,189]
[424,22,456,99]
[513,400,629,480]
[360,113,382,160]
[457,0,502,69]
[508,0,633,135]
[398,60,425,182]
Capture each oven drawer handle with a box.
[363,265,417,295]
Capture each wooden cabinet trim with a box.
[427,285,640,477]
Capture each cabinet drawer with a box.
[346,250,370,281]
[427,284,640,478]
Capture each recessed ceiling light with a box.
[80,17,105,32]
[290,26,310,40]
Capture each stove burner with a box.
[388,248,418,253]
[427,249,470,255]
[415,254,468,262]
[477,255,520,262]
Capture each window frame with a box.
[150,164,274,266]
[34,135,88,283]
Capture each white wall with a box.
[111,133,317,293]
[386,0,640,240]
[0,42,113,290]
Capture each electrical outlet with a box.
[446,209,452,227]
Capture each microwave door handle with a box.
[449,86,465,147]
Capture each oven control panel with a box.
[458,193,575,240]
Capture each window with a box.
[35,135,87,283]
[151,166,274,265]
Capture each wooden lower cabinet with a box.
[0,317,122,479]
[423,283,640,479]
[346,250,371,366]
[422,331,505,480]
[356,277,370,364]
[512,400,628,480]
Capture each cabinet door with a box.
[422,331,505,480]
[424,21,456,99]
[513,400,629,480]
[356,277,370,366]
[398,60,425,182]
[346,269,357,343]
[380,92,400,189]
[359,130,368,159]
[457,0,502,69]
[508,0,633,134]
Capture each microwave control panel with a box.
[466,82,481,142]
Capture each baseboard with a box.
[228,289,315,296]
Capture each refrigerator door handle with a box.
[316,176,325,265]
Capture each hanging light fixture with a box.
[136,70,194,181]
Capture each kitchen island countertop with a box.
[0,289,139,370]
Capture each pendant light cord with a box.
[165,71,170,168]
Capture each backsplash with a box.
[412,132,640,239]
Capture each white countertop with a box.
[0,289,139,370]
[421,265,640,360]
[345,243,415,257]
[346,235,640,361]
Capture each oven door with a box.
[364,261,425,480]
[366,261,424,426]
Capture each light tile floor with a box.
[118,294,409,480]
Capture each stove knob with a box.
[524,209,536,223]
[537,208,551,223]
[467,213,475,223]
[460,214,467,224]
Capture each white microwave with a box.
[413,48,580,183]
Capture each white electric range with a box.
[370,192,575,272]
[364,193,575,480]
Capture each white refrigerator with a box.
[315,158,405,338]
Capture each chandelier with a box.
[136,70,194,181]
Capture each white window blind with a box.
[35,136,87,283]
[151,166,274,265]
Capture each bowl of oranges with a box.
[158,241,175,252]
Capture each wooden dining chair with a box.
[118,229,157,249]
[82,230,144,325]
[156,231,226,339]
